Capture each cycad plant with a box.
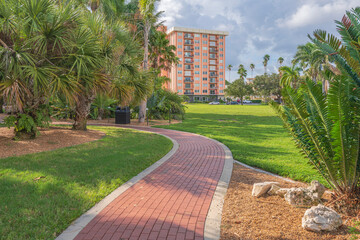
[271,76,360,211]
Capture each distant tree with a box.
[227,64,233,82]
[237,65,247,80]
[253,73,281,102]
[225,79,253,105]
[263,54,270,74]
[278,57,284,67]
[250,63,255,77]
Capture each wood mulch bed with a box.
[221,163,358,240]
[0,127,105,159]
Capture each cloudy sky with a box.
[158,0,359,81]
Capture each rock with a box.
[252,182,279,198]
[308,180,326,199]
[284,188,321,206]
[302,205,342,232]
[268,184,281,195]
[275,188,290,197]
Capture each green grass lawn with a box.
[0,126,172,240]
[158,104,324,185]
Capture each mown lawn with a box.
[158,104,324,185]
[0,126,172,240]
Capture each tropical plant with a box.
[237,65,247,80]
[279,65,302,88]
[263,54,270,74]
[271,76,360,214]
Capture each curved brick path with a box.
[71,126,227,240]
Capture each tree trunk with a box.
[73,93,94,131]
[139,21,150,123]
[240,97,243,105]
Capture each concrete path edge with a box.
[56,131,179,240]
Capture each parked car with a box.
[209,101,220,105]
[226,101,238,105]
[243,100,252,104]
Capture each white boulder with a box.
[284,188,321,206]
[252,182,279,198]
[275,188,290,197]
[302,205,342,232]
[308,180,326,199]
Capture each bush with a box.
[251,100,262,103]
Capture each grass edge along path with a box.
[157,104,325,186]
[0,126,172,240]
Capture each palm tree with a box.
[227,64,233,82]
[278,57,284,67]
[279,65,301,88]
[263,54,270,74]
[138,0,159,123]
[250,63,255,77]
[237,65,247,81]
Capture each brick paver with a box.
[74,127,225,240]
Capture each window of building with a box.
[195,65,200,68]
[220,36,223,39]
[177,83,182,86]
[195,84,200,87]
[210,60,216,64]
[195,40,200,43]
[195,52,200,56]
[178,39,182,42]
[195,34,200,37]
[195,77,200,80]
[220,66,223,69]
[203,83,208,87]
[195,46,200,50]
[202,40,207,44]
[203,53,208,56]
[220,90,224,93]
[220,42,223,45]
[219,60,223,63]
[220,78,224,81]
[178,77,183,80]
[179,58,182,62]
[210,66,216,70]
[203,71,207,74]
[220,72,223,75]
[195,90,200,93]
[185,71,191,76]
[202,47,207,50]
[209,36,216,41]
[178,71,182,74]
[220,54,224,57]
[203,65,208,68]
[178,51,182,55]
[185,84,191,88]
[209,42,216,47]
[203,78,208,81]
[195,71,200,74]
[220,84,224,87]
[220,48,223,51]
[178,32,183,36]
[178,45,182,48]
[203,90,208,93]
[203,59,208,62]
[178,89,182,93]
[202,34,207,38]
[195,59,200,62]
[178,64,182,67]
[185,58,192,63]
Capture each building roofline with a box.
[166,26,229,36]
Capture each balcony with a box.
[209,91,218,95]
[184,91,194,95]
[184,40,193,45]
[184,79,194,83]
[209,36,218,41]
[209,49,218,53]
[184,34,193,39]
[209,61,217,65]
[209,54,217,59]
[184,47,194,51]
[184,54,194,58]
[209,73,218,77]
[210,86,218,89]
[184,86,193,89]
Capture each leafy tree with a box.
[225,79,253,105]
[253,73,281,102]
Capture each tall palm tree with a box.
[237,65,247,81]
[250,63,255,77]
[278,57,284,67]
[263,54,270,74]
[227,64,233,82]
[138,0,159,123]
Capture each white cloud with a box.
[277,0,359,28]
[158,0,184,26]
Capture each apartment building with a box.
[165,27,229,102]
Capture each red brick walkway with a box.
[74,127,225,240]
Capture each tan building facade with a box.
[165,27,229,102]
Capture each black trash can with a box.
[115,107,130,124]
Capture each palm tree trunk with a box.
[139,21,150,123]
[73,93,95,131]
